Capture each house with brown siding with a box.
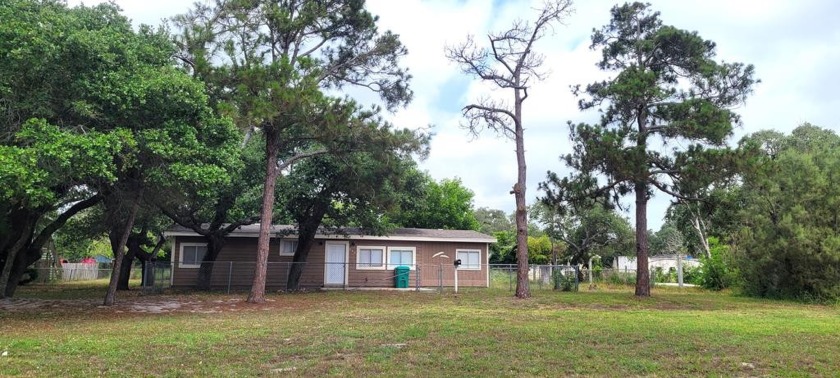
[164,224,495,289]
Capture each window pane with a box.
[359,248,385,268]
[371,250,383,265]
[457,251,480,268]
[183,246,196,265]
[195,246,207,264]
[183,245,207,266]
[359,249,371,265]
[280,240,297,255]
[390,250,413,267]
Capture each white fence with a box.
[60,263,100,281]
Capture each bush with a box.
[552,269,578,292]
[699,237,739,291]
[682,264,702,285]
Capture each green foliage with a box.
[474,207,513,234]
[552,269,578,292]
[390,175,480,231]
[541,3,756,296]
[533,202,633,265]
[0,120,130,207]
[681,264,702,285]
[649,222,684,256]
[729,125,840,302]
[0,0,239,298]
[698,237,738,290]
[527,235,552,265]
[489,230,516,264]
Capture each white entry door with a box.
[324,242,347,286]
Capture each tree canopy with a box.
[541,2,756,297]
[0,0,239,300]
[389,176,480,231]
[173,0,414,303]
[728,124,840,301]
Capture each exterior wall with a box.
[616,255,701,272]
[171,236,325,289]
[171,236,489,289]
[347,241,488,288]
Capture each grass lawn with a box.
[1,282,838,377]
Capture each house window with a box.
[356,246,385,270]
[180,243,207,268]
[279,239,298,256]
[456,249,481,270]
[387,247,416,270]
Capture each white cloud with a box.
[66,0,840,231]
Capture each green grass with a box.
[1,282,838,377]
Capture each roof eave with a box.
[163,231,496,244]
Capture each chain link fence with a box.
[19,261,663,294]
[25,262,172,292]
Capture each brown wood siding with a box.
[172,236,488,289]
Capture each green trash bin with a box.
[395,266,410,288]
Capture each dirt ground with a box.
[0,295,279,316]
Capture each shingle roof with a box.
[166,224,496,243]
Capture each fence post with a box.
[438,263,442,293]
[227,261,233,294]
[415,264,420,291]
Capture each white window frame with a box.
[355,245,386,270]
[179,243,208,269]
[456,249,481,270]
[387,246,416,270]
[279,239,298,256]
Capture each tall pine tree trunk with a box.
[248,134,279,303]
[634,181,650,297]
[513,89,530,299]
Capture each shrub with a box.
[699,237,739,290]
[552,269,578,292]
[682,264,702,285]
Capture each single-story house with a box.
[164,224,496,289]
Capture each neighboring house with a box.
[615,255,701,272]
[164,224,496,289]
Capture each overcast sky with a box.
[69,0,840,230]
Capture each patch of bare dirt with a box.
[0,296,268,316]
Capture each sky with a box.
[68,0,840,230]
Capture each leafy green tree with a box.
[389,176,480,231]
[474,207,514,235]
[542,2,756,297]
[526,235,552,265]
[0,1,239,302]
[446,0,573,299]
[533,201,633,267]
[0,123,127,297]
[649,221,683,256]
[489,230,517,264]
[278,126,428,291]
[151,136,265,291]
[174,0,412,303]
[697,236,738,291]
[729,125,840,301]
